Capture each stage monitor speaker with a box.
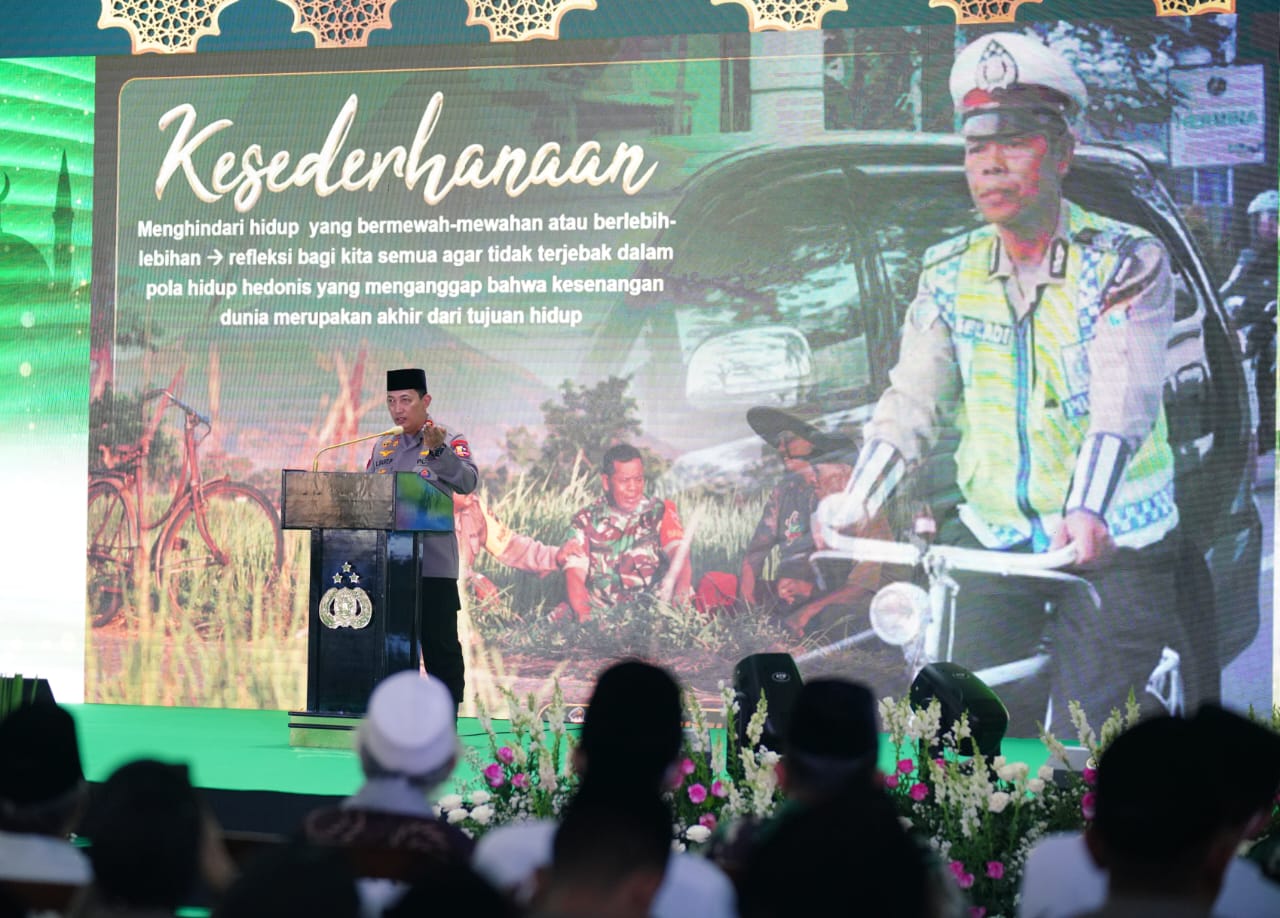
[732,653,803,752]
[909,662,1008,757]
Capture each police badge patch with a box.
[451,437,471,459]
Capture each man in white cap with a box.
[820,32,1186,731]
[367,368,479,710]
[302,671,472,915]
[303,670,470,856]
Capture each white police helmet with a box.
[1247,189,1278,215]
[950,32,1089,139]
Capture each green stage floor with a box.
[64,702,1057,800]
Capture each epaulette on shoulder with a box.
[1071,222,1148,254]
[922,230,976,269]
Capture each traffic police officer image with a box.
[366,368,479,709]
[820,32,1188,732]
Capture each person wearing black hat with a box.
[739,407,884,638]
[0,702,91,887]
[367,368,478,709]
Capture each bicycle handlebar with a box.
[142,389,211,426]
[813,532,1078,576]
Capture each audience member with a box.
[301,671,472,916]
[529,787,672,918]
[559,445,692,622]
[472,659,736,918]
[737,783,933,918]
[212,842,359,918]
[0,702,91,886]
[1020,704,1280,918]
[1072,706,1280,918]
[70,758,234,918]
[710,676,882,879]
[384,861,519,918]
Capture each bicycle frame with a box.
[797,526,1184,725]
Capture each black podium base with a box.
[287,710,361,749]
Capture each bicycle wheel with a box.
[155,481,284,627]
[86,480,137,627]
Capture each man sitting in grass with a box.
[558,444,692,623]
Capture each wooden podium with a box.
[279,469,454,746]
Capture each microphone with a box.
[312,426,404,471]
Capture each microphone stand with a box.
[312,426,404,471]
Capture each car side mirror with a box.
[684,326,814,410]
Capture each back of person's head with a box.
[539,786,672,917]
[0,701,86,835]
[356,671,458,791]
[782,678,879,798]
[213,842,359,918]
[384,860,518,918]
[738,784,929,918]
[1190,703,1280,828]
[82,759,204,909]
[1088,714,1237,899]
[579,660,682,787]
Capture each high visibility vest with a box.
[923,202,1177,550]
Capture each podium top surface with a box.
[280,470,453,532]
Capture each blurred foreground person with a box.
[528,788,672,918]
[737,783,933,918]
[0,702,91,886]
[472,660,735,918]
[71,759,234,918]
[1069,706,1280,918]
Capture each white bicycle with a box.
[798,523,1185,728]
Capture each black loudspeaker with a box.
[733,653,803,752]
[909,662,1008,757]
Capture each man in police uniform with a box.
[820,33,1187,730]
[367,368,478,709]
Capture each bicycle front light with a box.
[869,582,929,646]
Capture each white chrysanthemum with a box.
[1027,778,1046,795]
[469,790,491,805]
[685,825,711,844]
[997,762,1029,783]
[988,791,1011,814]
[470,805,494,825]
[447,807,469,824]
[437,794,463,811]
[1037,764,1055,781]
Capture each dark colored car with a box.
[588,132,1261,685]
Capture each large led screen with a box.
[72,18,1277,729]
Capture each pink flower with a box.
[883,774,899,790]
[970,908,987,918]
[985,861,1004,880]
[512,772,530,790]
[908,782,929,802]
[896,758,914,774]
[1082,765,1098,786]
[948,861,974,890]
[1081,791,1097,821]
[711,780,728,798]
[681,758,696,776]
[934,757,946,770]
[687,783,708,804]
[699,813,718,830]
[483,763,506,788]
[496,746,515,765]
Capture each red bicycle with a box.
[86,389,284,628]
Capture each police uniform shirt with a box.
[366,425,479,578]
[866,201,1173,467]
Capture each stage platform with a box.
[64,702,1056,837]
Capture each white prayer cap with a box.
[357,671,458,776]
